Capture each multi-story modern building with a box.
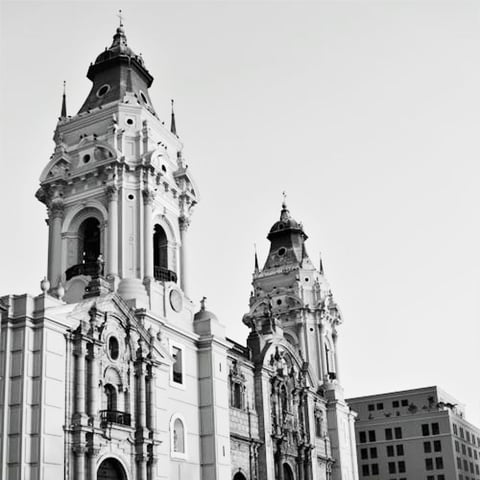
[0,20,359,480]
[347,386,480,480]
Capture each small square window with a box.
[376,402,384,410]
[401,399,409,406]
[437,475,445,480]
[368,404,375,411]
[392,400,399,408]
[427,476,434,480]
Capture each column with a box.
[87,448,99,480]
[142,189,155,280]
[318,321,327,382]
[147,368,156,431]
[47,197,64,288]
[332,331,340,382]
[74,342,86,416]
[74,446,86,480]
[136,360,147,428]
[179,216,190,295]
[105,185,119,277]
[88,343,99,418]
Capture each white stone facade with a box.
[0,24,358,480]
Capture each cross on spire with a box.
[117,9,124,27]
[282,191,287,208]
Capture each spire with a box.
[170,99,177,136]
[280,191,290,222]
[60,81,67,118]
[319,252,324,275]
[254,243,259,273]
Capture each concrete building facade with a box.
[0,21,358,480]
[347,386,480,480]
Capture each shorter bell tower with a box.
[36,22,198,311]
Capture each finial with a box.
[319,252,324,275]
[200,296,207,311]
[118,9,124,27]
[170,99,177,136]
[254,243,259,273]
[282,191,287,209]
[60,81,67,118]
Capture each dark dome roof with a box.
[94,26,144,66]
[268,202,303,236]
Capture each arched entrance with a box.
[283,462,294,480]
[80,217,101,263]
[97,458,127,480]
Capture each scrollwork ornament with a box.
[142,188,156,206]
[105,184,118,202]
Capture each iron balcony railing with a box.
[99,410,131,427]
[154,266,177,283]
[65,262,98,281]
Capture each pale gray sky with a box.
[1,0,479,425]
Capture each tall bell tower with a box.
[243,198,359,480]
[36,21,198,310]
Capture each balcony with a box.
[65,262,99,281]
[99,410,131,427]
[154,266,177,283]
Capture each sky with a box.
[1,0,479,426]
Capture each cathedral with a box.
[0,21,358,480]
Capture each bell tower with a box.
[36,21,198,309]
[243,198,359,480]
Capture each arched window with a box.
[97,458,127,480]
[104,384,117,411]
[233,472,247,480]
[171,415,187,458]
[79,217,100,263]
[153,224,177,282]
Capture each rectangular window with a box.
[467,447,472,457]
[435,457,444,469]
[387,445,394,457]
[455,441,460,452]
[392,400,399,408]
[359,431,367,443]
[432,423,440,435]
[388,462,396,474]
[427,476,434,480]
[433,440,442,452]
[362,464,370,477]
[401,399,409,406]
[394,427,402,439]
[171,345,183,385]
[376,402,384,410]
[466,431,471,442]
[463,459,468,471]
[437,475,445,480]
[398,460,405,473]
[460,427,464,439]
[370,447,377,459]
[396,444,404,456]
[360,448,368,460]
[453,424,458,435]
[424,441,432,453]
[462,444,467,455]
[371,463,379,475]
[385,428,393,440]
[425,458,433,471]
[422,424,430,436]
[368,430,376,442]
[368,404,375,411]
[457,457,462,469]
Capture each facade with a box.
[347,386,480,480]
[0,22,358,480]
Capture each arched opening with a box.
[172,417,185,454]
[80,217,101,263]
[233,472,247,480]
[153,224,177,282]
[65,216,101,280]
[97,458,127,480]
[283,463,295,480]
[104,384,117,411]
[280,385,288,413]
[325,339,336,380]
